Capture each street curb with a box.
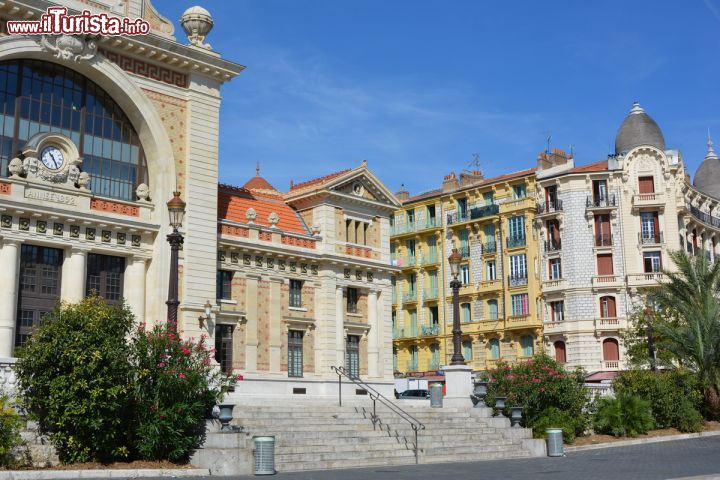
[0,468,211,479]
[565,430,720,452]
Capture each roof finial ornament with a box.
[630,101,644,115]
[707,129,718,161]
[361,159,367,168]
[256,161,260,176]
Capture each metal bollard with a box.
[253,436,276,475]
[430,383,443,408]
[546,428,565,457]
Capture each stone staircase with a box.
[229,400,545,472]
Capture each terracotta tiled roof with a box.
[405,189,442,204]
[289,168,353,193]
[568,160,609,173]
[218,184,310,235]
[243,175,278,191]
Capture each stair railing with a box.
[331,365,425,463]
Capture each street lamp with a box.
[166,191,186,332]
[448,248,465,365]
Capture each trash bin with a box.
[253,436,276,475]
[430,383,443,408]
[546,428,564,457]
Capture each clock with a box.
[40,146,65,171]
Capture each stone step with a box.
[265,432,511,448]
[277,455,417,472]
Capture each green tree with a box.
[649,250,720,418]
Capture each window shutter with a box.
[597,254,614,275]
[602,338,620,361]
[554,341,567,363]
[638,176,655,194]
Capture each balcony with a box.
[501,197,535,213]
[401,291,417,303]
[421,324,440,336]
[478,317,504,333]
[595,234,613,247]
[544,239,561,253]
[508,275,528,287]
[459,245,470,258]
[469,203,500,220]
[446,211,470,225]
[594,317,627,333]
[604,361,620,370]
[586,194,617,210]
[506,236,526,248]
[632,192,666,210]
[536,200,563,216]
[420,217,442,231]
[421,252,439,266]
[690,205,720,229]
[543,321,566,335]
[542,278,567,293]
[390,217,442,236]
[591,275,623,288]
[424,287,439,300]
[506,314,538,330]
[479,279,502,293]
[398,256,417,269]
[627,272,665,287]
[481,241,497,255]
[638,232,664,245]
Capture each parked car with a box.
[398,389,430,399]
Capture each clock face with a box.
[40,146,65,171]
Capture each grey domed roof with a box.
[615,102,666,155]
[694,136,720,199]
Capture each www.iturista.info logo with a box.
[5,7,150,36]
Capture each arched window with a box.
[603,338,620,361]
[554,341,567,364]
[489,338,500,359]
[462,340,473,361]
[600,296,617,318]
[461,302,471,323]
[0,60,148,201]
[520,335,534,357]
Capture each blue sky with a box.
[159,0,720,195]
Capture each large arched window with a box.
[0,60,147,201]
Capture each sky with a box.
[158,0,720,196]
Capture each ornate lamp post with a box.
[166,191,186,332]
[448,248,465,365]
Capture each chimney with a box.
[537,148,570,170]
[395,184,409,202]
[442,172,459,193]
[459,169,484,187]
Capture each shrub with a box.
[0,393,23,467]
[531,407,581,444]
[484,354,590,439]
[15,297,135,463]
[614,369,703,430]
[131,322,237,462]
[674,399,704,433]
[594,394,654,437]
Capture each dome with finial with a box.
[243,162,278,192]
[694,133,720,199]
[614,102,666,155]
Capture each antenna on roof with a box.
[569,144,575,157]
[255,161,260,176]
[545,131,552,154]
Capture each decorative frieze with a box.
[346,244,372,258]
[281,235,316,249]
[90,198,140,217]
[99,48,189,88]
[219,224,250,237]
[0,182,10,195]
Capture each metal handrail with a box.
[330,365,426,463]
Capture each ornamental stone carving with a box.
[246,208,257,223]
[180,6,214,49]
[136,183,150,202]
[268,212,280,227]
[8,157,23,178]
[77,171,91,190]
[40,35,98,62]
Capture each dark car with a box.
[398,389,430,399]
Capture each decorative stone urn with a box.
[493,396,507,416]
[217,404,235,432]
[510,406,523,427]
[471,380,488,408]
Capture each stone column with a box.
[268,277,283,373]
[336,284,345,367]
[367,288,379,378]
[0,240,20,357]
[245,274,259,372]
[62,247,88,303]
[125,257,148,324]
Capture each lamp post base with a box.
[442,364,473,408]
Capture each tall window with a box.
[511,293,529,316]
[408,273,416,293]
[409,345,418,371]
[520,335,534,357]
[640,212,660,242]
[407,209,415,227]
[428,270,438,297]
[600,296,616,318]
[489,338,501,359]
[0,60,148,201]
[487,299,499,320]
[459,229,469,256]
[346,335,360,377]
[289,279,302,307]
[457,198,468,217]
[216,270,233,301]
[462,340,473,361]
[347,287,358,313]
[595,214,612,246]
[406,239,416,260]
[597,253,614,275]
[603,338,620,362]
[460,265,470,285]
[461,302,471,323]
[409,309,418,336]
[426,205,436,224]
[508,215,525,240]
[288,330,304,378]
[486,260,497,280]
[86,254,125,303]
[643,252,662,272]
[593,179,608,203]
[426,236,437,262]
[549,258,562,280]
[512,184,526,199]
[509,254,527,282]
[484,192,494,205]
[554,341,567,364]
[484,223,496,243]
[428,305,439,325]
[430,343,440,369]
[545,185,557,207]
[549,301,564,322]
[546,219,561,249]
[214,324,234,374]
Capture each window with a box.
[487,300,499,320]
[428,306,439,325]
[430,343,440,369]
[638,176,655,194]
[603,338,620,361]
[86,254,125,303]
[643,252,662,272]
[554,341,567,364]
[0,60,148,201]
[508,215,525,241]
[512,184,526,199]
[457,198,468,217]
[407,210,415,227]
[460,265,470,285]
[459,229,469,256]
[288,330,304,377]
[409,309,418,335]
[346,335,360,377]
[406,239,416,260]
[597,254,614,275]
[426,236,437,263]
[461,303,471,323]
[216,270,233,301]
[409,345,418,371]
[595,214,611,246]
[428,270,438,297]
[593,180,608,203]
[489,338,501,359]
[347,287,358,313]
[486,260,497,280]
[426,205,436,223]
[511,293,529,316]
[546,219,560,250]
[549,258,562,280]
[509,254,527,283]
[289,279,303,308]
[545,185,557,207]
[520,335,534,357]
[408,273,416,294]
[214,324,234,374]
[462,340,473,361]
[600,296,617,318]
[640,212,660,243]
[550,301,564,322]
[484,192,494,205]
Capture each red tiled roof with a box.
[289,168,353,193]
[243,175,277,191]
[585,371,620,382]
[218,184,309,235]
[568,160,609,173]
[405,189,442,204]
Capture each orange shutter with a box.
[597,254,614,275]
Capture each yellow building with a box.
[391,168,542,378]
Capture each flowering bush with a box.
[483,354,589,440]
[131,321,237,462]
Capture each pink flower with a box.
[179,373,186,379]
[236,374,244,381]
[157,362,165,368]
[181,347,191,355]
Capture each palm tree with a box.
[650,250,720,418]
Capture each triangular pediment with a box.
[328,170,400,208]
